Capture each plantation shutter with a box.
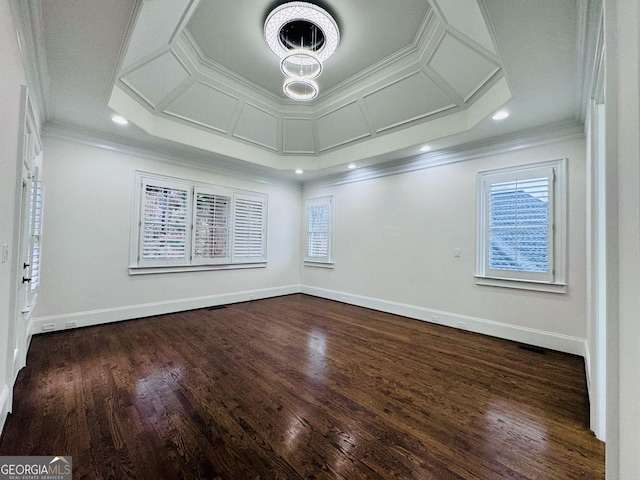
[306,196,333,263]
[484,166,555,282]
[30,181,44,291]
[140,180,190,266]
[308,204,329,259]
[192,188,231,264]
[232,193,267,262]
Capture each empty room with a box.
[0,0,638,478]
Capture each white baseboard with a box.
[301,285,587,356]
[584,340,592,393]
[30,285,300,335]
[30,283,586,357]
[0,385,10,436]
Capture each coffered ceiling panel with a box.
[316,101,371,152]
[122,0,195,71]
[122,51,191,108]
[435,0,496,55]
[233,104,279,151]
[363,71,456,133]
[164,81,240,133]
[427,33,500,101]
[283,118,315,154]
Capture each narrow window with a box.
[233,193,267,263]
[305,196,334,265]
[140,180,190,266]
[193,189,231,264]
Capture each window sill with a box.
[304,260,335,269]
[475,276,567,294]
[129,262,267,275]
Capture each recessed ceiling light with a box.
[347,163,356,169]
[420,145,431,152]
[492,110,509,121]
[295,168,304,175]
[112,114,128,125]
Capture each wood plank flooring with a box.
[0,294,604,479]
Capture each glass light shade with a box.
[265,2,340,62]
[283,77,319,101]
[280,49,322,79]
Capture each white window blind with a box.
[193,189,231,264]
[233,193,267,262]
[140,180,190,265]
[305,196,334,264]
[477,160,566,287]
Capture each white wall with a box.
[31,136,302,330]
[611,0,640,476]
[0,0,29,430]
[302,138,587,354]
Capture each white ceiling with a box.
[36,0,582,181]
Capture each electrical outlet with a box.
[454,248,461,257]
[42,323,55,332]
[65,320,78,329]
[457,321,466,328]
[431,315,439,323]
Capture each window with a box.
[131,172,267,274]
[476,159,566,291]
[29,179,44,292]
[305,196,334,266]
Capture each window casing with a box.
[305,196,334,266]
[131,172,267,274]
[476,159,566,291]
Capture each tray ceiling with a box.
[109,0,510,172]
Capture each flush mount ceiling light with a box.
[264,2,340,101]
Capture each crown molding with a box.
[576,0,604,121]
[9,0,50,126]
[303,119,585,189]
[42,121,300,188]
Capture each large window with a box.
[476,159,566,291]
[131,172,267,274]
[305,195,334,266]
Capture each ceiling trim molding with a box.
[103,0,143,105]
[42,121,299,188]
[181,30,285,105]
[475,0,514,96]
[576,0,604,120]
[303,119,585,189]
[9,0,50,126]
[120,49,193,110]
[321,8,439,101]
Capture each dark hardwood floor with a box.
[0,294,604,479]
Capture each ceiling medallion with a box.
[264,2,340,101]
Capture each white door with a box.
[11,87,42,381]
